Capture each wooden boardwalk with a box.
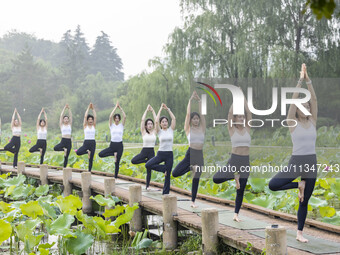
[1,162,339,255]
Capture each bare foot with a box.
[296,231,308,243]
[190,202,198,208]
[235,174,240,190]
[298,180,305,202]
[164,171,167,177]
[39,148,43,156]
[233,213,241,222]
[87,150,91,159]
[64,148,67,157]
[114,152,117,162]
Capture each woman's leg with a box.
[4,139,16,153]
[40,140,47,164]
[145,149,155,188]
[114,143,123,178]
[145,153,166,173]
[88,141,96,171]
[29,143,40,153]
[234,172,250,214]
[162,152,174,195]
[172,148,190,178]
[131,149,149,165]
[76,142,89,156]
[98,143,115,158]
[64,139,72,168]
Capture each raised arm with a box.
[83,104,91,128]
[155,104,163,134]
[305,65,317,123]
[184,94,194,135]
[244,97,252,129]
[17,110,22,126]
[287,65,305,125]
[118,104,126,126]
[165,104,176,130]
[196,93,206,133]
[92,104,97,127]
[68,106,73,126]
[37,108,43,129]
[43,109,48,128]
[109,104,118,127]
[60,105,67,127]
[140,105,149,135]
[11,109,16,129]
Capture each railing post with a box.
[39,164,49,185]
[81,172,92,214]
[17,161,25,175]
[265,225,287,255]
[129,184,142,232]
[63,168,73,197]
[104,178,115,197]
[162,194,177,249]
[201,208,219,255]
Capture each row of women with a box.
[0,64,317,243]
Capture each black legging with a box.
[54,138,72,167]
[76,140,96,171]
[145,151,173,195]
[131,147,155,188]
[3,136,21,167]
[99,141,123,178]
[213,154,250,214]
[29,139,47,164]
[172,148,204,202]
[269,154,317,231]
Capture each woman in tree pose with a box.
[99,102,126,178]
[76,103,97,171]
[145,103,176,195]
[1,109,22,168]
[54,104,73,167]
[269,63,317,243]
[131,104,157,190]
[172,91,205,207]
[29,108,48,164]
[213,93,252,222]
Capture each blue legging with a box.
[269,154,317,231]
[213,154,250,214]
[131,147,155,188]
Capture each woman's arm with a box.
[305,65,317,122]
[17,110,22,127]
[155,105,163,134]
[60,105,67,127]
[92,104,97,127]
[140,105,149,135]
[109,104,118,127]
[83,104,90,128]
[287,65,305,125]
[11,109,16,129]
[43,109,48,129]
[196,93,206,133]
[244,98,252,129]
[68,105,73,126]
[119,104,126,126]
[164,104,176,130]
[184,93,194,135]
[37,108,43,129]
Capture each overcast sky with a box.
[0,0,183,78]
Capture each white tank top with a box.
[291,121,316,155]
[158,127,174,151]
[230,130,251,148]
[37,127,47,140]
[187,130,205,146]
[12,126,21,136]
[143,132,156,148]
[110,123,124,142]
[61,125,72,136]
[84,126,96,140]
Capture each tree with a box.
[90,31,124,81]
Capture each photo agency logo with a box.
[196,81,312,128]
